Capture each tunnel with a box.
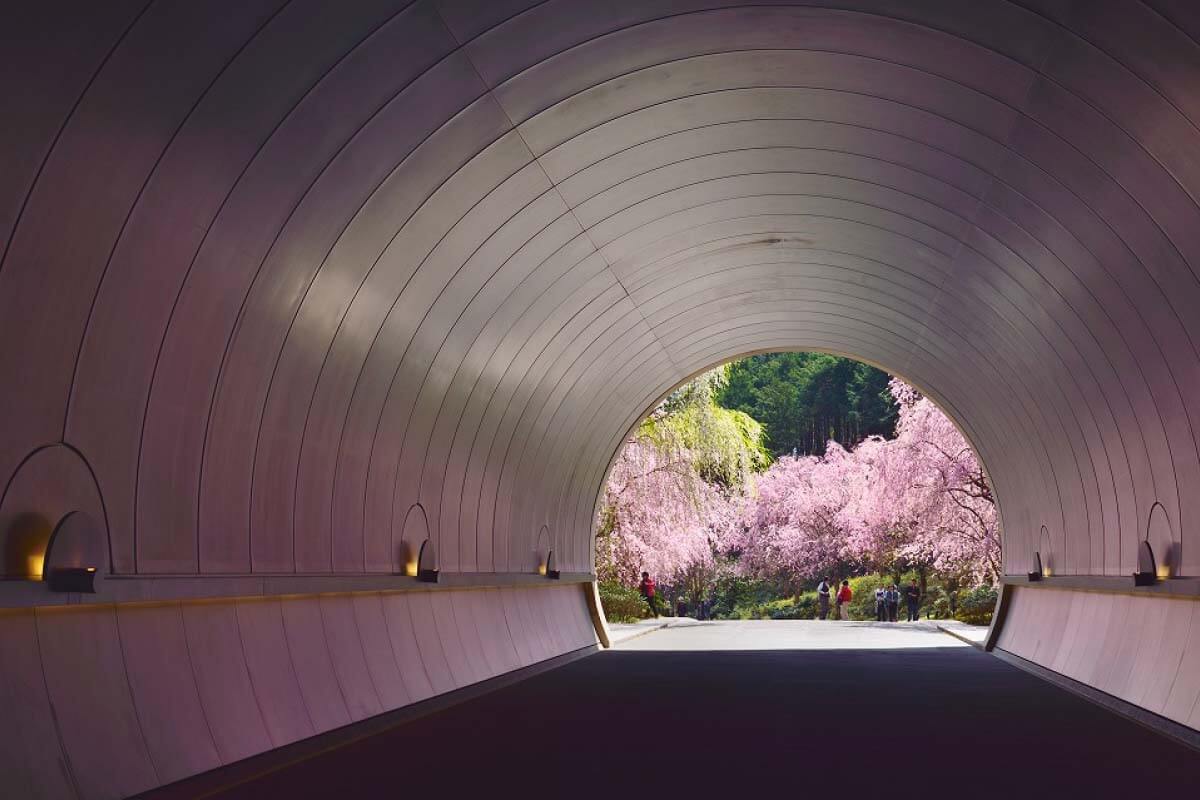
[2,1,1200,796]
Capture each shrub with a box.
[954,584,998,626]
[716,591,822,620]
[598,580,651,623]
[789,592,820,619]
[929,590,952,620]
[757,598,793,619]
[710,575,781,619]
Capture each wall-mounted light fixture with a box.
[47,567,97,593]
[543,549,560,580]
[1133,540,1157,587]
[416,538,439,583]
[1027,551,1043,582]
[42,511,103,593]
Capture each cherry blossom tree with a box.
[598,368,1001,612]
[595,438,731,587]
[733,379,1000,587]
[875,379,1000,583]
[724,442,867,589]
[594,368,763,599]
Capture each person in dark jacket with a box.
[905,580,921,621]
[816,577,832,620]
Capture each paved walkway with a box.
[604,615,700,644]
[614,618,979,650]
[203,621,1199,798]
[933,618,989,646]
[609,617,989,648]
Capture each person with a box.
[638,571,658,618]
[886,584,900,622]
[836,580,852,620]
[816,577,831,620]
[874,585,887,621]
[905,579,921,621]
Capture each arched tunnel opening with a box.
[592,351,1003,634]
[3,2,1200,796]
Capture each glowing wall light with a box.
[1146,503,1174,579]
[4,512,52,579]
[27,548,47,580]
[400,540,420,577]
[534,525,551,576]
[399,504,430,578]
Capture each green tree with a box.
[716,353,897,457]
[645,364,770,489]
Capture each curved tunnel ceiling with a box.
[3,0,1200,588]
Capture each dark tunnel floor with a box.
[197,624,1199,798]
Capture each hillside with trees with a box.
[716,352,897,457]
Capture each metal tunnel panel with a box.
[3,1,1200,795]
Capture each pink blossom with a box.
[730,379,999,583]
[595,438,740,586]
[598,378,1000,591]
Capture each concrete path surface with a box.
[605,615,701,644]
[933,619,990,647]
[198,621,1199,798]
[615,618,974,650]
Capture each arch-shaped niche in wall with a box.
[0,445,108,579]
[534,525,551,575]
[1146,502,1178,579]
[398,503,430,577]
[1038,525,1053,577]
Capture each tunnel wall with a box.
[997,586,1200,731]
[3,1,1200,796]
[0,584,597,799]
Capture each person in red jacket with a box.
[639,571,658,618]
[836,580,852,620]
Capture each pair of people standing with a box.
[816,577,852,620]
[874,580,922,621]
[874,585,900,621]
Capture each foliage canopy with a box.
[716,352,897,457]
